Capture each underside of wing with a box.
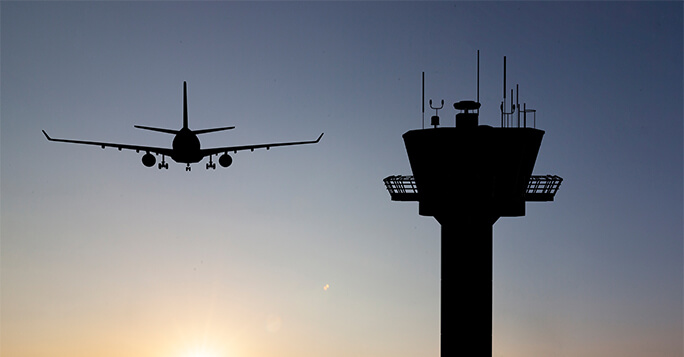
[199,133,324,157]
[42,130,174,156]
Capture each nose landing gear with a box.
[185,164,192,172]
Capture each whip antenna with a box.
[477,50,480,103]
[422,72,425,129]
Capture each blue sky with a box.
[2,2,682,357]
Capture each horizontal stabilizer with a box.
[134,125,179,134]
[193,126,236,135]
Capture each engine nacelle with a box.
[142,153,156,167]
[219,154,233,168]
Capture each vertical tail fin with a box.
[183,81,188,129]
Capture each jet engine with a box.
[142,153,156,167]
[219,154,233,168]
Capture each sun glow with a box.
[185,353,216,357]
[183,347,220,357]
[174,333,227,357]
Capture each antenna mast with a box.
[477,50,480,103]
[500,56,516,127]
[422,72,425,130]
[502,56,506,127]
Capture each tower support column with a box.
[440,220,493,357]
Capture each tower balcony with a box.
[384,174,563,202]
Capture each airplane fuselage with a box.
[171,128,202,163]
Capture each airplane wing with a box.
[199,133,324,157]
[42,130,174,156]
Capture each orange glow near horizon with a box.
[182,348,220,357]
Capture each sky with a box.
[1,2,682,357]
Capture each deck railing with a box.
[383,174,562,202]
[524,175,563,201]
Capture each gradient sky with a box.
[2,2,682,357]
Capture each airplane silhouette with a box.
[42,82,324,171]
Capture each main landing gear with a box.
[158,155,168,170]
[206,155,216,170]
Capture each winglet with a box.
[42,130,53,141]
[316,133,324,143]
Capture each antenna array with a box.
[500,56,536,128]
[419,52,536,129]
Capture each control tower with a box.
[384,55,562,356]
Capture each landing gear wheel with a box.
[186,165,191,172]
[206,156,217,170]
[158,155,168,169]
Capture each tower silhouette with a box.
[384,54,562,356]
